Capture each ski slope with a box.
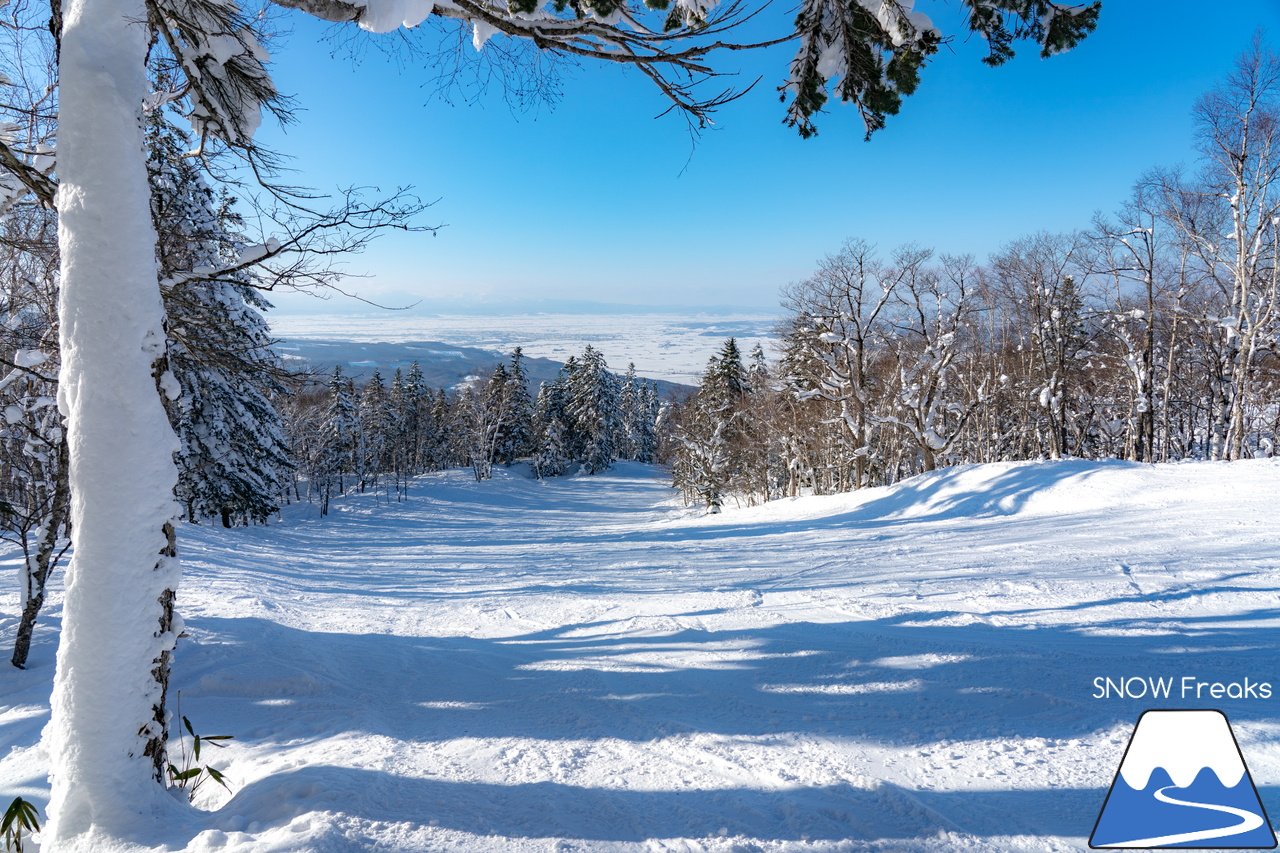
[2,459,1279,852]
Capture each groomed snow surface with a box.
[3,458,1280,852]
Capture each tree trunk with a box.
[44,0,183,842]
[11,435,71,669]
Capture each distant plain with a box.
[267,311,780,387]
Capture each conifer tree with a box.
[568,345,622,474]
[357,369,392,492]
[402,361,429,471]
[618,364,642,461]
[428,387,451,470]
[149,109,291,527]
[673,339,750,511]
[386,368,411,497]
[466,364,512,480]
[501,348,535,464]
[315,365,358,513]
[532,376,572,478]
[636,381,662,464]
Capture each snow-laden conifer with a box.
[529,380,564,478]
[567,345,621,475]
[149,112,292,526]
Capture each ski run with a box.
[2,457,1279,852]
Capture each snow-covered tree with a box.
[313,365,357,513]
[0,346,69,669]
[617,363,655,462]
[356,368,392,492]
[149,112,292,526]
[567,345,621,474]
[780,238,899,489]
[0,135,66,669]
[881,250,984,471]
[500,348,535,464]
[673,338,750,511]
[401,361,429,471]
[1149,36,1280,461]
[532,375,572,478]
[464,364,514,480]
[990,233,1092,459]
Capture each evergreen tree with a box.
[315,366,358,513]
[501,348,535,464]
[403,361,427,471]
[636,381,661,464]
[467,364,514,480]
[673,339,750,512]
[357,369,392,492]
[567,345,621,474]
[617,363,661,463]
[149,110,291,527]
[617,364,641,461]
[428,387,451,470]
[387,368,410,498]
[532,376,572,478]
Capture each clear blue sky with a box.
[254,1,1280,314]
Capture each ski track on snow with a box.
[0,458,1278,852]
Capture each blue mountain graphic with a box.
[1092,766,1276,848]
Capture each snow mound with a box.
[679,457,1280,529]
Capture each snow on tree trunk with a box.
[45,0,184,844]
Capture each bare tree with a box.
[780,237,900,489]
[990,231,1091,459]
[1151,35,1280,460]
[882,250,984,471]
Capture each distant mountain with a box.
[276,337,695,397]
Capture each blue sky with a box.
[255,1,1280,314]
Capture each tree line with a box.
[281,345,663,515]
[667,39,1280,512]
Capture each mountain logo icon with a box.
[1090,709,1277,849]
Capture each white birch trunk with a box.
[45,0,184,844]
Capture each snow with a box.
[472,20,500,51]
[3,458,1280,851]
[354,0,435,34]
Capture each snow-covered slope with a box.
[2,459,1278,852]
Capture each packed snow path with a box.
[2,459,1279,852]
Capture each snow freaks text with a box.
[1092,677,1273,700]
